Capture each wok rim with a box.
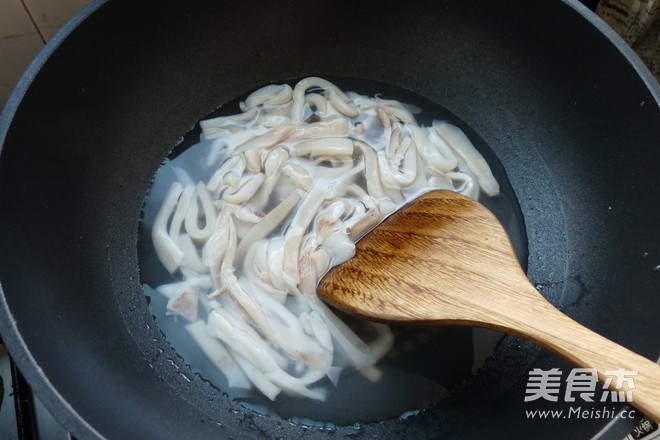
[0,2,110,437]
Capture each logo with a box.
[525,368,637,403]
[523,368,638,420]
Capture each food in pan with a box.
[143,77,500,402]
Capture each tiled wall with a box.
[0,0,91,109]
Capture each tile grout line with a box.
[19,0,46,45]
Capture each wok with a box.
[1,0,659,438]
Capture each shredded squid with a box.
[146,77,500,401]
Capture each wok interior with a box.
[0,0,659,439]
[137,76,528,424]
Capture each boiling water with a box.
[138,77,527,425]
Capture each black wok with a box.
[1,0,659,438]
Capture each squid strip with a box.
[434,121,500,196]
[185,320,251,389]
[152,182,185,273]
[185,182,217,242]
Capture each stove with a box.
[0,344,71,440]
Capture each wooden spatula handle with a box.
[317,190,660,421]
[500,285,660,421]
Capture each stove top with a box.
[0,345,71,440]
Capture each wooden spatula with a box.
[317,189,660,420]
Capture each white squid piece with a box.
[240,83,293,111]
[200,109,258,138]
[152,182,186,273]
[291,77,358,123]
[433,121,500,196]
[185,182,217,242]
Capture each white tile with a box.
[0,0,44,110]
[0,32,44,110]
[22,0,91,40]
[0,0,38,40]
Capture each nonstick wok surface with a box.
[1,0,659,439]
